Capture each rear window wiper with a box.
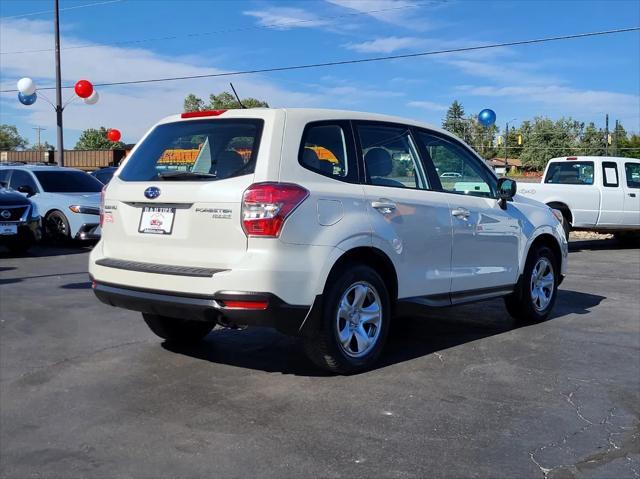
[157,171,217,181]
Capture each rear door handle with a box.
[371,200,396,214]
[629,193,637,198]
[452,207,470,219]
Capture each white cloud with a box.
[459,84,640,129]
[325,0,435,29]
[344,36,422,53]
[407,100,448,111]
[0,19,323,143]
[243,7,329,30]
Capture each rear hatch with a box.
[101,114,268,270]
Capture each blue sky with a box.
[0,0,638,148]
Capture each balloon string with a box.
[62,93,80,109]
[35,90,56,110]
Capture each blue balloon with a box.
[477,108,496,127]
[18,92,37,106]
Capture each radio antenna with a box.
[229,82,246,109]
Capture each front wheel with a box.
[303,264,390,374]
[504,245,559,324]
[142,313,214,343]
[45,210,71,243]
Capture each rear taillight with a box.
[222,300,268,310]
[99,185,106,226]
[241,182,309,237]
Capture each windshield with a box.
[34,170,104,193]
[118,119,263,181]
[544,161,594,185]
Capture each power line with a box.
[1,26,638,94]
[0,3,425,55]
[0,0,125,21]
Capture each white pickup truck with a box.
[519,156,640,242]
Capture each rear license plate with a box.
[138,207,175,235]
[0,223,17,235]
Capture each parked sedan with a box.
[91,166,118,185]
[0,165,102,242]
[0,184,42,253]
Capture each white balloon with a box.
[17,77,36,96]
[83,90,99,105]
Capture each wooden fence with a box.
[0,149,127,171]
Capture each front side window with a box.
[544,161,594,185]
[356,123,428,190]
[9,170,39,192]
[416,131,495,198]
[625,163,640,188]
[34,170,103,193]
[119,119,263,181]
[602,162,619,187]
[299,123,355,181]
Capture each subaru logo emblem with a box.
[0,210,10,219]
[144,187,161,200]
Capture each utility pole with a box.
[504,122,509,174]
[54,0,64,166]
[32,127,46,151]
[605,114,609,157]
[614,119,619,156]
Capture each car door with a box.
[622,161,640,226]
[414,130,521,295]
[598,160,624,225]
[354,121,452,299]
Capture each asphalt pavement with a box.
[0,240,639,478]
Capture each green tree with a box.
[579,122,605,156]
[183,91,269,112]
[74,127,125,150]
[620,133,640,158]
[0,124,28,150]
[184,94,205,112]
[28,141,55,151]
[441,100,468,140]
[519,117,583,170]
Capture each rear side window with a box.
[299,123,357,182]
[356,123,428,190]
[119,119,263,181]
[34,170,103,192]
[602,162,619,187]
[544,161,594,185]
[9,170,38,192]
[625,163,640,188]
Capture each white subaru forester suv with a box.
[90,108,567,373]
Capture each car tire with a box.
[561,216,571,241]
[504,245,559,324]
[303,264,390,374]
[45,210,71,243]
[142,313,214,343]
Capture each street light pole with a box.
[33,127,46,151]
[54,0,64,167]
[504,118,517,176]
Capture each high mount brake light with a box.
[180,110,227,118]
[566,157,578,161]
[241,182,309,238]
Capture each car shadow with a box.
[569,238,638,252]
[0,271,88,286]
[163,289,606,376]
[0,243,94,259]
[60,281,93,290]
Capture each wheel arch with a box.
[324,246,398,305]
[524,232,563,276]
[546,201,573,225]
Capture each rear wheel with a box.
[142,313,214,343]
[45,210,71,243]
[303,264,390,374]
[504,245,558,324]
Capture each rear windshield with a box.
[544,161,594,185]
[34,170,104,193]
[118,119,263,181]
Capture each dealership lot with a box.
[0,241,638,478]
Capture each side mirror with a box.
[17,185,36,197]
[496,178,516,207]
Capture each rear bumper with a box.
[92,281,313,336]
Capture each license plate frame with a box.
[0,223,18,235]
[138,207,176,235]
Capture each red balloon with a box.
[74,79,93,99]
[107,129,121,142]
